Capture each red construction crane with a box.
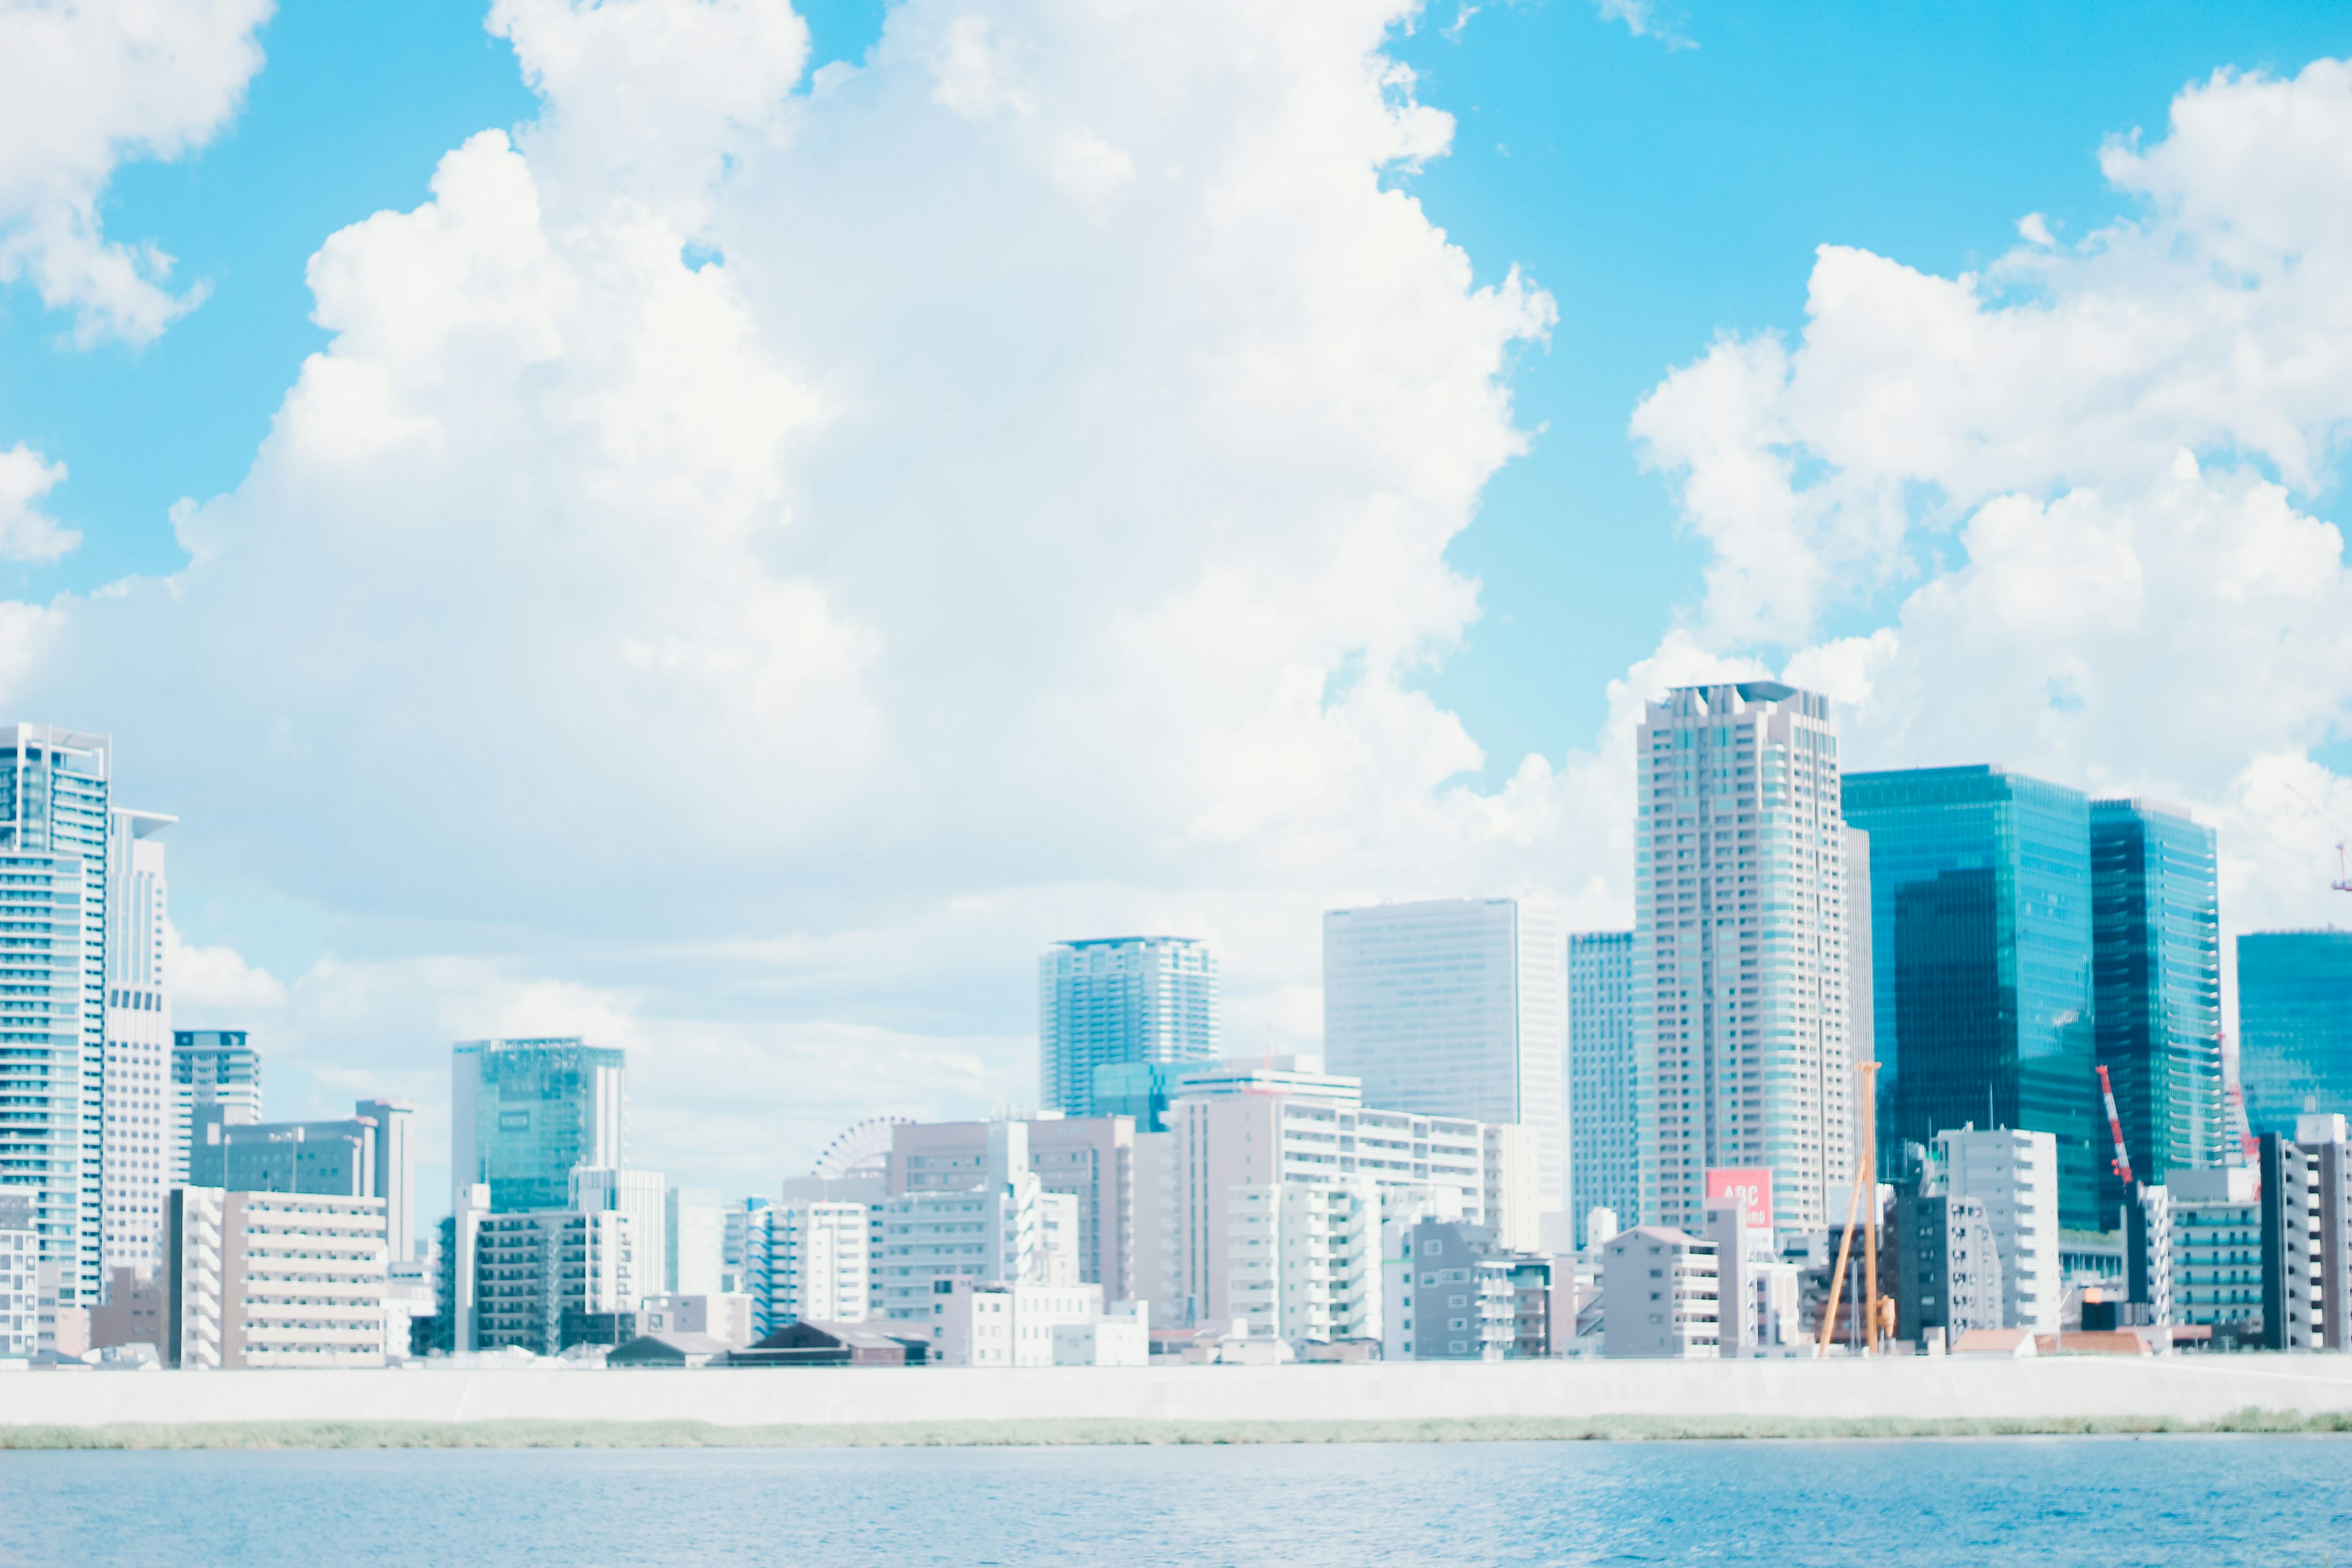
[2096,1065,2133,1186]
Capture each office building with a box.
[571,1166,666,1292]
[0,725,121,1307]
[2237,931,2352,1136]
[666,1186,724,1296]
[190,1112,378,1196]
[0,846,96,1309]
[873,1121,1079,1323]
[1324,896,1566,1209]
[1148,1066,1533,1327]
[891,1115,1137,1299]
[1569,931,1637,1246]
[1935,1126,2060,1333]
[2089,799,2222,1219]
[1891,1192,2003,1343]
[165,1186,388,1368]
[450,1037,626,1213]
[1226,1174,1381,1348]
[355,1099,416,1261]
[101,807,173,1276]
[1600,1225,1721,1358]
[0,1191,32,1362]
[172,1030,262,1183]
[1843,767,2102,1231]
[1635,682,1858,1234]
[1038,936,1218,1117]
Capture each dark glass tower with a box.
[2237,931,2352,1136]
[1842,767,2103,1231]
[2089,800,2221,1218]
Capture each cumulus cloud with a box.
[0,0,270,344]
[1635,58,2352,935]
[0,443,80,561]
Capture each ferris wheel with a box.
[812,1114,910,1180]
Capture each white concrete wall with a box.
[10,1355,2352,1430]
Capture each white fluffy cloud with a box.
[0,0,271,344]
[0,443,80,561]
[1634,59,2352,939]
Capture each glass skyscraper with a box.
[1037,936,1218,1118]
[1633,683,1859,1234]
[1843,767,2102,1231]
[1568,930,1636,1239]
[2237,931,2352,1136]
[1323,897,1565,1207]
[450,1037,627,1213]
[2089,799,2221,1214]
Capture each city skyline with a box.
[1,5,2348,1215]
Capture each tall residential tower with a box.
[1634,682,1858,1234]
[1568,930,1637,1240]
[1323,896,1565,1207]
[1037,937,1218,1117]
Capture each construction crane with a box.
[2096,1065,2133,1186]
[1816,1058,1883,1357]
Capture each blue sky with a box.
[2,0,2349,1196]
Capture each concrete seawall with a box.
[10,1355,2352,1433]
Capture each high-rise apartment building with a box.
[1038,937,1218,1117]
[766,1200,872,1326]
[2089,800,2221,1216]
[1842,767,2103,1231]
[450,1037,625,1213]
[0,725,125,1306]
[165,1187,388,1368]
[1323,897,1565,1207]
[666,1186,724,1297]
[570,1166,666,1288]
[354,1098,416,1261]
[101,808,172,1278]
[1934,1126,2060,1333]
[1634,682,1857,1234]
[2237,931,2352,1137]
[172,1030,262,1185]
[1569,931,1636,1245]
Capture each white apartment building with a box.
[1634,682,1858,1234]
[1601,1225,1720,1359]
[770,1200,872,1325]
[891,1116,1138,1300]
[101,807,172,1278]
[166,1187,388,1368]
[444,1184,640,1356]
[642,1291,755,1347]
[1936,1126,2059,1333]
[931,1278,1131,1366]
[874,1121,1078,1324]
[570,1167,666,1294]
[1324,897,1566,1210]
[666,1186,724,1296]
[1145,1069,1533,1328]
[1227,1175,1382,1348]
[0,1192,33,1362]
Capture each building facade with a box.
[101,807,172,1278]
[2237,931,2352,1137]
[172,1030,262,1185]
[190,1112,378,1196]
[1038,937,1219,1117]
[873,1121,1079,1323]
[764,1200,872,1326]
[450,1037,626,1214]
[1934,1126,2060,1333]
[1324,896,1566,1210]
[354,1099,416,1262]
[1635,682,1857,1235]
[2089,799,2222,1217]
[166,1186,388,1368]
[1600,1224,1721,1358]
[0,1191,33,1362]
[0,847,96,1310]
[1569,930,1637,1246]
[1226,1175,1381,1347]
[1891,1191,2003,1342]
[1842,766,2103,1231]
[890,1115,1137,1300]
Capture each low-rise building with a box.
[641,1292,754,1348]
[0,1193,33,1363]
[1600,1226,1719,1359]
[930,1277,1119,1366]
[89,1264,166,1355]
[166,1187,387,1368]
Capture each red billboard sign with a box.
[1705,1167,1773,1226]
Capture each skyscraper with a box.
[2237,931,2352,1136]
[172,1030,263,1185]
[1842,766,2104,1231]
[450,1037,626,1213]
[1634,682,1857,1234]
[1569,930,1637,1241]
[1323,897,1565,1206]
[103,808,173,1276]
[0,725,112,1305]
[2089,799,2221,1214]
[1037,937,1218,1117]
[354,1098,417,1261]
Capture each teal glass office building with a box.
[450,1037,627,1213]
[2089,800,2221,1213]
[1842,767,2104,1231]
[2237,931,2352,1136]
